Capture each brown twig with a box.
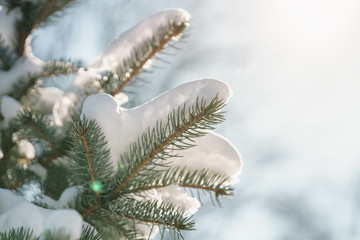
[109,209,184,230]
[78,126,96,183]
[113,113,204,193]
[41,152,63,167]
[80,203,101,218]
[124,183,230,197]
[110,22,187,96]
[26,120,57,150]
[33,0,57,28]
[8,178,26,190]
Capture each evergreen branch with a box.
[43,163,70,199]
[33,0,57,28]
[96,209,135,240]
[14,0,76,55]
[79,225,102,240]
[9,59,82,101]
[41,151,63,167]
[1,162,41,191]
[16,109,57,151]
[98,18,188,96]
[110,22,185,96]
[77,126,96,182]
[0,125,16,185]
[112,95,226,193]
[42,229,72,240]
[11,108,63,167]
[8,178,25,190]
[124,167,233,199]
[108,198,195,231]
[67,118,113,191]
[27,119,56,150]
[0,35,17,70]
[2,0,22,12]
[0,227,38,240]
[80,202,101,218]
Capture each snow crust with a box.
[90,8,190,72]
[0,189,82,239]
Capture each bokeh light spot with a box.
[90,180,103,193]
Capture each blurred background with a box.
[32,0,360,239]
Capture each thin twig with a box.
[110,23,186,96]
[113,113,204,193]
[33,0,57,28]
[26,120,57,150]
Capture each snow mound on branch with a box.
[53,68,98,126]
[18,139,35,159]
[0,188,82,239]
[81,78,242,182]
[40,186,81,209]
[0,56,44,97]
[90,8,190,72]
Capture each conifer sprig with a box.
[112,95,226,193]
[108,198,195,231]
[98,18,189,96]
[93,208,139,240]
[67,118,113,191]
[79,226,102,240]
[0,36,17,70]
[0,127,16,185]
[124,167,233,200]
[10,108,65,168]
[9,59,82,101]
[13,108,57,150]
[13,0,76,56]
[0,227,37,240]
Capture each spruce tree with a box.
[0,1,242,239]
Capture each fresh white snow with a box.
[40,186,81,209]
[18,140,35,160]
[0,189,83,239]
[90,8,190,72]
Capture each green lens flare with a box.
[120,164,125,169]
[90,181,103,193]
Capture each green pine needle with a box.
[111,95,226,193]
[9,59,82,101]
[0,227,37,240]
